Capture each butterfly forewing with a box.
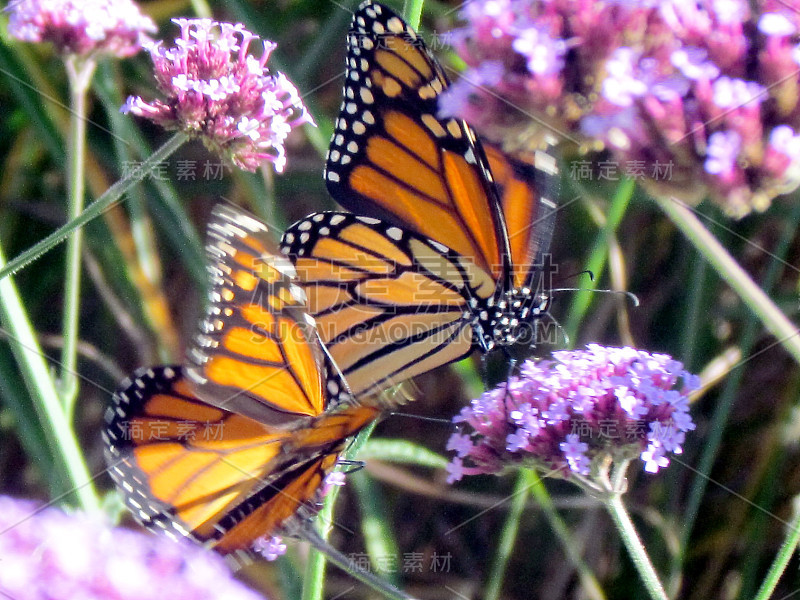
[186,205,328,426]
[324,1,511,283]
[105,205,381,555]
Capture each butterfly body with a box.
[281,1,559,398]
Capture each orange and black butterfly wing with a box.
[484,144,560,290]
[104,365,301,552]
[104,205,382,554]
[185,204,343,425]
[324,1,511,284]
[103,366,377,555]
[282,212,496,399]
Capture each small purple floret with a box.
[254,535,287,561]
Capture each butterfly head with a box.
[475,286,550,351]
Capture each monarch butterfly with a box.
[280,1,559,399]
[104,205,379,556]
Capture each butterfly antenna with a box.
[550,287,640,307]
[551,268,638,306]
[384,411,453,425]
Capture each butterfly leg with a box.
[479,353,491,391]
[502,354,518,414]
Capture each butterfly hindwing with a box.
[104,365,293,549]
[484,144,560,290]
[104,365,377,554]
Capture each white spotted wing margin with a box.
[184,204,352,425]
[103,366,205,545]
[280,211,493,400]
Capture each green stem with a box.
[0,132,189,282]
[351,470,401,585]
[679,255,707,368]
[564,179,635,344]
[302,421,378,600]
[484,471,531,600]
[604,494,668,600]
[59,57,95,413]
[752,496,800,600]
[653,195,800,365]
[529,473,607,600]
[484,470,605,600]
[189,0,213,18]
[302,527,417,600]
[679,192,800,560]
[0,239,99,512]
[301,483,336,600]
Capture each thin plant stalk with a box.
[301,486,335,600]
[483,468,605,600]
[351,471,401,585]
[604,493,669,600]
[0,239,99,512]
[752,495,800,600]
[528,473,606,600]
[484,470,531,600]
[564,178,635,344]
[59,56,95,412]
[302,421,380,600]
[679,191,800,565]
[302,527,417,600]
[0,132,188,282]
[653,195,800,365]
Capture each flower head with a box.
[253,535,287,561]
[7,0,156,58]
[0,495,262,600]
[440,0,800,217]
[122,18,313,172]
[321,470,347,496]
[446,345,698,484]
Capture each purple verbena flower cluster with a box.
[439,0,800,217]
[446,345,699,484]
[7,0,156,58]
[0,495,263,600]
[122,18,313,172]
